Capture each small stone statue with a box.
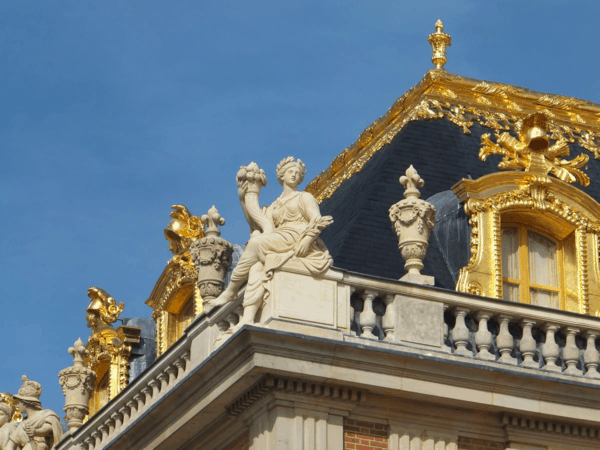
[207,157,333,328]
[389,165,436,285]
[5,376,62,450]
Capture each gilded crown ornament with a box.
[165,204,205,254]
[480,112,590,186]
[86,286,125,332]
[389,165,436,285]
[428,19,451,69]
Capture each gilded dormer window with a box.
[453,113,600,314]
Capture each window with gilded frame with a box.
[501,218,577,309]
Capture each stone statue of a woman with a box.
[207,157,333,328]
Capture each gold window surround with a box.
[146,252,202,356]
[452,171,600,314]
[84,287,141,416]
[85,324,141,416]
[304,69,600,204]
[146,205,205,357]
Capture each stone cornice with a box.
[227,374,367,417]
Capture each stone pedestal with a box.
[257,259,348,337]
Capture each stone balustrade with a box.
[344,272,600,382]
[58,342,191,450]
[58,262,600,449]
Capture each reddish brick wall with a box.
[223,430,249,450]
[344,418,388,450]
[458,436,505,450]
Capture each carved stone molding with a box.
[226,375,368,417]
[502,413,600,439]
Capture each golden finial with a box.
[427,19,452,70]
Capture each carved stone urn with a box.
[59,338,97,433]
[388,165,436,285]
[190,206,234,309]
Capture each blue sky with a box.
[2,1,600,418]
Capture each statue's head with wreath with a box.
[276,157,306,186]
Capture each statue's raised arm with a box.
[236,162,274,236]
[207,156,333,330]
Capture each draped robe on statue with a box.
[9,410,62,450]
[232,191,333,307]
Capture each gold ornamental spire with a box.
[427,19,451,69]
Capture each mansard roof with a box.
[312,69,600,287]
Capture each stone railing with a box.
[60,261,600,448]
[57,339,191,450]
[204,260,600,384]
[343,272,600,382]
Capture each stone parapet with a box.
[56,262,600,450]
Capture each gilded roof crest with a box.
[480,112,590,187]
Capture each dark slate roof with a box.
[318,117,600,290]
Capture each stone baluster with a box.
[166,365,178,385]
[119,405,131,428]
[452,307,472,356]
[349,287,357,335]
[112,412,123,433]
[99,424,109,445]
[106,418,116,435]
[91,431,102,449]
[148,379,160,401]
[175,358,186,379]
[584,331,600,378]
[217,320,230,334]
[158,372,169,392]
[182,350,191,371]
[496,315,517,364]
[235,306,244,324]
[542,324,561,372]
[226,312,239,330]
[442,305,451,352]
[83,435,96,450]
[520,319,538,368]
[563,327,582,376]
[382,294,396,342]
[474,312,494,360]
[359,290,379,339]
[136,391,147,414]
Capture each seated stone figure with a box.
[208,157,333,328]
[0,401,17,450]
[5,376,62,450]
